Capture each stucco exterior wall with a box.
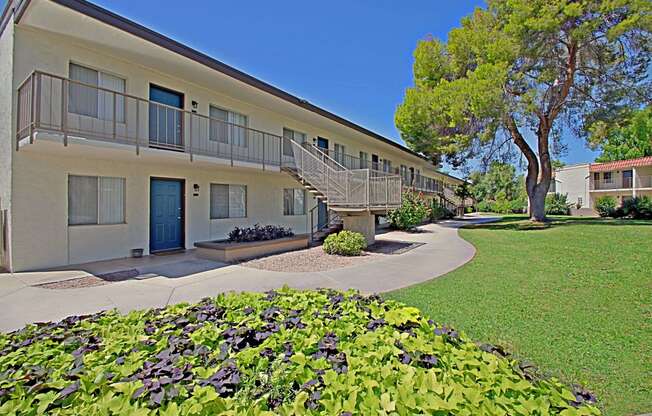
[6,16,462,271]
[11,151,314,271]
[0,20,14,270]
[12,26,458,187]
[553,164,590,208]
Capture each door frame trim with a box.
[149,177,186,253]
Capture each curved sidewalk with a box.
[0,216,496,332]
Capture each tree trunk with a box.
[525,129,552,222]
[506,115,552,222]
[529,185,547,222]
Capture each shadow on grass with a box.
[464,215,652,231]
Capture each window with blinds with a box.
[283,189,305,215]
[68,175,125,225]
[282,128,306,157]
[209,106,248,147]
[210,184,247,219]
[69,63,125,123]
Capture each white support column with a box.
[633,167,637,198]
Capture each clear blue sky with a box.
[4,0,600,172]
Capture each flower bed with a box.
[194,234,309,262]
[0,289,599,415]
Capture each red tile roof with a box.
[589,156,652,172]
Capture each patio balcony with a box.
[591,175,652,191]
[16,71,284,169]
[319,148,444,194]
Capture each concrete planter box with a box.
[194,234,309,262]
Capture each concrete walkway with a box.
[0,216,496,332]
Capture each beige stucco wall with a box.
[12,26,457,187]
[6,16,463,271]
[0,20,14,270]
[11,150,314,271]
[553,164,590,208]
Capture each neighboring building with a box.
[0,0,463,272]
[549,163,590,211]
[550,156,652,214]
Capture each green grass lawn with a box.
[387,216,652,416]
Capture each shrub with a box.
[430,202,454,221]
[637,196,652,219]
[476,200,493,212]
[595,196,617,217]
[509,198,527,214]
[323,230,367,256]
[545,193,571,215]
[387,190,431,230]
[491,197,513,214]
[228,224,293,243]
[476,197,525,214]
[0,288,600,414]
[623,196,652,219]
[612,206,626,218]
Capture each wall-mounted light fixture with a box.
[193,184,200,197]
[191,100,198,113]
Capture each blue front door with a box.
[150,179,183,252]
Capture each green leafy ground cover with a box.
[0,288,599,415]
[388,217,652,415]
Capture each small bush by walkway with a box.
[0,288,599,415]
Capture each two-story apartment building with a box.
[0,0,462,272]
[550,156,652,214]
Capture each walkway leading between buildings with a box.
[0,216,498,332]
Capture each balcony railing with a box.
[591,175,652,190]
[318,147,445,194]
[284,141,402,210]
[637,175,652,188]
[16,71,283,168]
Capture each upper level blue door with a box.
[150,179,183,252]
[149,85,184,148]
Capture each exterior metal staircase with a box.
[281,139,402,213]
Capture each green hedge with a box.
[0,289,600,415]
[545,193,571,215]
[387,190,431,230]
[323,231,367,256]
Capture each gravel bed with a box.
[238,240,422,272]
[36,276,110,289]
[34,269,139,289]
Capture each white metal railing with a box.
[16,71,282,167]
[592,175,652,190]
[318,146,444,194]
[284,139,402,209]
[592,178,632,190]
[636,175,652,188]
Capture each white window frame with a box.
[210,183,247,219]
[209,105,248,147]
[383,159,392,173]
[68,175,126,226]
[283,188,306,216]
[603,172,613,184]
[68,62,126,123]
